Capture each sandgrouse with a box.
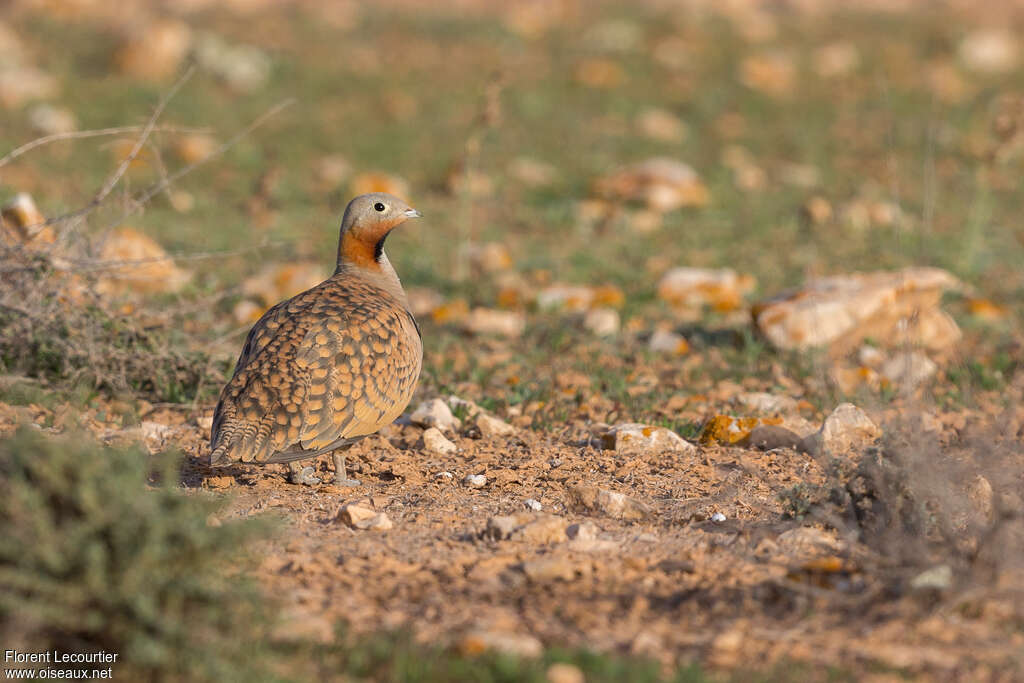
[209,193,423,485]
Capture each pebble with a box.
[524,498,543,511]
[711,512,727,523]
[602,422,696,456]
[521,556,578,582]
[459,630,542,658]
[410,398,462,433]
[800,403,882,455]
[546,662,585,683]
[648,328,690,354]
[910,565,953,591]
[463,473,487,488]
[422,427,457,455]
[435,471,454,480]
[476,413,516,438]
[339,501,380,528]
[582,307,620,336]
[566,485,650,521]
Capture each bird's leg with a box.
[332,449,361,487]
[288,461,321,486]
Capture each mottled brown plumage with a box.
[209,193,422,482]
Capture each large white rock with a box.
[753,268,961,355]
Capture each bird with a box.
[209,192,423,486]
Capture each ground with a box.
[1,0,1023,681]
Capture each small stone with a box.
[857,345,886,368]
[485,513,567,544]
[94,228,191,296]
[0,67,58,109]
[636,107,688,142]
[446,395,485,419]
[463,474,487,488]
[733,392,797,415]
[410,398,461,433]
[202,476,234,489]
[435,471,454,480]
[27,104,76,135]
[648,329,690,354]
[582,308,620,336]
[537,284,597,312]
[739,51,796,97]
[968,475,995,523]
[910,565,953,592]
[337,502,375,527]
[459,630,542,658]
[601,422,696,456]
[114,19,192,82]
[711,512,727,523]
[574,58,625,89]
[462,308,526,337]
[174,133,218,164]
[801,196,833,224]
[1,192,53,247]
[484,515,521,540]
[880,351,938,390]
[524,498,543,512]
[193,33,271,92]
[546,662,585,683]
[813,42,860,78]
[521,556,578,582]
[422,427,457,455]
[776,527,843,557]
[140,421,172,452]
[464,242,512,274]
[355,512,393,531]
[657,267,756,312]
[567,485,650,521]
[476,413,516,438]
[959,29,1019,74]
[512,515,568,544]
[566,522,598,541]
[593,157,709,212]
[800,403,882,455]
[508,157,557,187]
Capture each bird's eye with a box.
[374,202,386,212]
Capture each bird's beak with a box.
[404,208,423,219]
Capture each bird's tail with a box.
[208,442,232,466]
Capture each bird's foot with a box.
[288,464,321,486]
[331,452,360,487]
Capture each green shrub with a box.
[0,428,277,681]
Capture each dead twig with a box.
[23,67,197,235]
[102,97,296,233]
[0,125,211,169]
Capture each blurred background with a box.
[1,0,1023,680]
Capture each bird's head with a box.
[337,192,422,270]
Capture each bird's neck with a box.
[335,250,408,307]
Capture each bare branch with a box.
[20,66,196,234]
[0,125,211,169]
[110,97,296,228]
